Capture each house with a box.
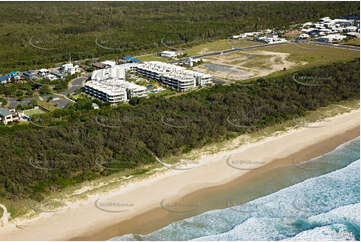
[320,17,332,22]
[184,57,201,67]
[302,22,313,27]
[51,70,66,79]
[0,108,21,125]
[101,60,116,68]
[159,51,178,58]
[346,32,360,38]
[315,34,347,42]
[92,103,99,110]
[297,33,310,39]
[38,68,50,77]
[118,58,130,64]
[121,56,141,63]
[92,62,107,69]
[7,71,24,81]
[0,75,10,85]
[344,26,358,32]
[23,70,38,80]
[60,63,80,75]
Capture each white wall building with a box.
[60,63,80,75]
[315,34,347,43]
[135,61,212,91]
[160,51,178,58]
[84,64,147,103]
[297,33,310,39]
[0,108,21,125]
[101,60,116,68]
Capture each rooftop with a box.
[0,108,13,116]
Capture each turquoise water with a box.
[111,137,360,241]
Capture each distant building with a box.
[7,71,24,81]
[315,34,347,42]
[297,33,310,39]
[23,70,38,80]
[60,62,80,75]
[92,62,107,69]
[92,103,99,110]
[84,81,128,103]
[51,70,66,79]
[0,108,21,125]
[0,75,10,85]
[159,51,178,58]
[84,64,147,103]
[121,56,141,63]
[135,61,212,91]
[38,69,50,77]
[184,57,201,67]
[346,32,360,38]
[101,60,116,68]
[254,36,288,44]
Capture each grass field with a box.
[24,108,46,117]
[341,38,360,47]
[252,43,360,69]
[37,101,57,112]
[137,55,170,62]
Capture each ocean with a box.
[110,137,360,241]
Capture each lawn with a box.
[24,108,45,117]
[137,55,170,62]
[341,38,360,47]
[241,43,360,77]
[37,101,57,112]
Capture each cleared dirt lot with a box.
[193,42,359,82]
[194,50,296,82]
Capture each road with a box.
[61,76,87,96]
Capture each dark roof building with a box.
[92,62,107,69]
[0,75,10,84]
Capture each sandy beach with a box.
[0,109,359,241]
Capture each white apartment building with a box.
[84,81,128,103]
[135,61,212,92]
[84,65,147,103]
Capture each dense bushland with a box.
[0,58,359,200]
[0,1,359,73]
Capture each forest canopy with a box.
[0,58,359,200]
[0,1,359,73]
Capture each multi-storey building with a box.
[135,61,212,91]
[84,65,147,103]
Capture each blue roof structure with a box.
[0,75,9,81]
[121,56,141,62]
[8,71,22,75]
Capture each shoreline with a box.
[77,126,360,241]
[0,109,359,241]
